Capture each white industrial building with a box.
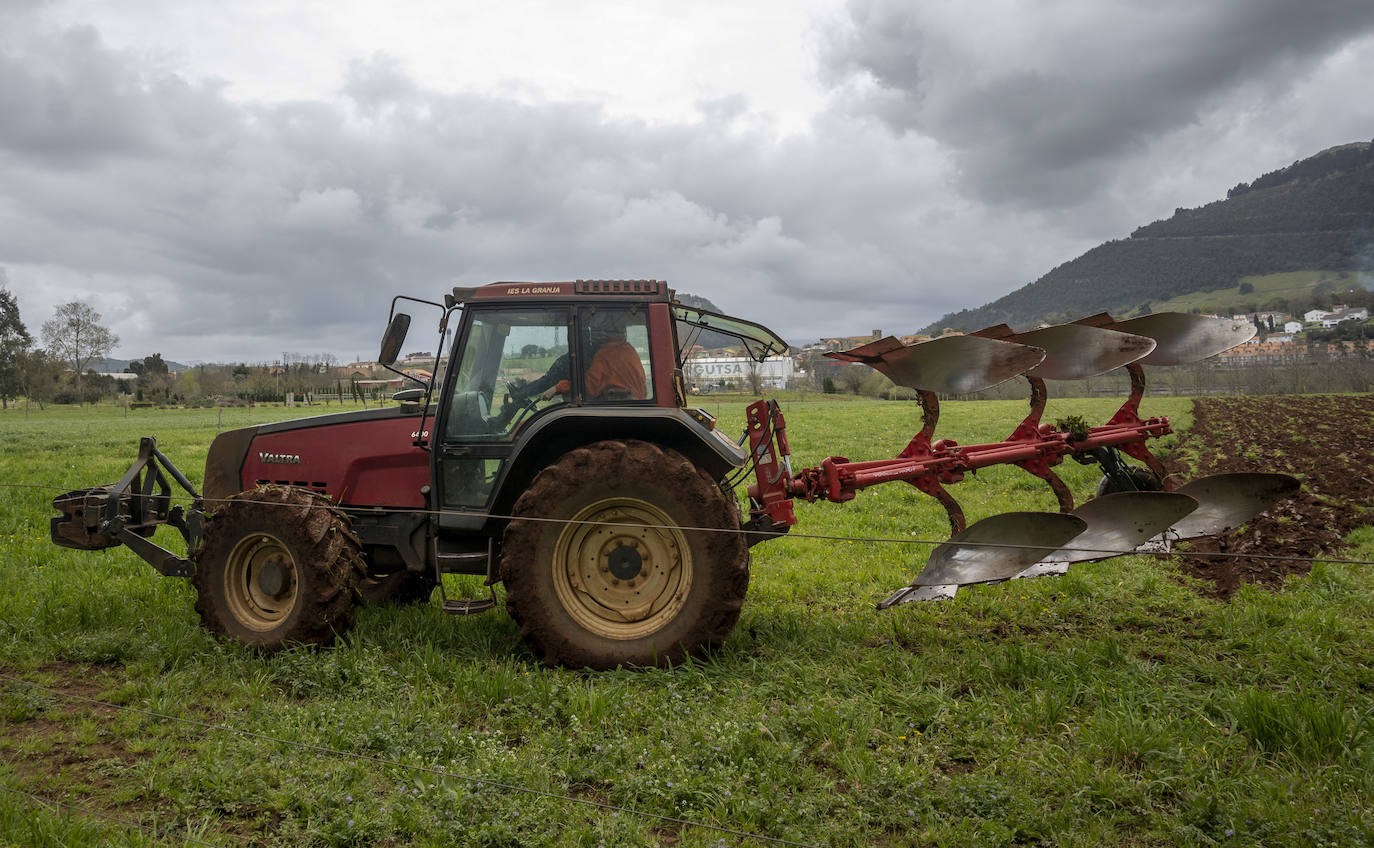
[686,356,795,391]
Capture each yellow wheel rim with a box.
[223,533,299,631]
[552,498,693,640]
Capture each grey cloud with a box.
[3,22,1021,359]
[8,5,1370,364]
[822,0,1374,207]
[0,24,235,167]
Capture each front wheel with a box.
[500,441,749,669]
[193,486,365,651]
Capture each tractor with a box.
[50,280,1297,668]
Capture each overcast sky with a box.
[3,0,1374,364]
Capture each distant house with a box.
[1214,341,1308,365]
[814,330,884,353]
[1283,320,1303,334]
[1304,308,1331,323]
[1319,307,1369,328]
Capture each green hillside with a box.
[925,141,1374,333]
[1147,270,1359,316]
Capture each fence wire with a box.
[5,479,1372,567]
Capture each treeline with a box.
[1231,141,1374,196]
[0,289,393,410]
[924,141,1374,333]
[11,356,374,409]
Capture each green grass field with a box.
[2,398,1372,847]
[1143,270,1360,317]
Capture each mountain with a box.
[674,293,744,351]
[91,357,191,373]
[923,141,1374,333]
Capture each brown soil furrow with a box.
[1170,394,1374,598]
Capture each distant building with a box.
[686,356,795,391]
[1283,320,1303,334]
[1214,338,1374,365]
[1214,341,1308,365]
[1319,307,1369,328]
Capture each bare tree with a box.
[41,301,118,393]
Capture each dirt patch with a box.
[0,664,223,841]
[1169,394,1374,598]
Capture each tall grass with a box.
[1,400,1372,846]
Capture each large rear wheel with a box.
[193,486,365,651]
[500,441,749,669]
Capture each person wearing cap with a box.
[540,311,646,401]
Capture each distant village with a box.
[686,303,1374,394]
[71,301,1372,406]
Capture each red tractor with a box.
[51,280,1297,668]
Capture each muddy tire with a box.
[359,570,437,605]
[500,440,749,669]
[1095,465,1163,497]
[193,486,366,651]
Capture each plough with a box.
[744,311,1299,606]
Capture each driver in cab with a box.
[505,311,646,414]
[545,311,646,402]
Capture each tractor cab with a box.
[376,282,764,526]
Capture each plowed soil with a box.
[1169,394,1374,598]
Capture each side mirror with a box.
[379,313,411,366]
[391,387,425,403]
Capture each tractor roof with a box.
[452,280,673,304]
[449,280,790,360]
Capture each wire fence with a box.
[7,479,1373,567]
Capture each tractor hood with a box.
[204,405,432,507]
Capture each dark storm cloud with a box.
[0,15,1055,357]
[3,25,1017,359]
[4,4,1373,362]
[822,0,1374,207]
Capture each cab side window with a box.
[580,307,653,404]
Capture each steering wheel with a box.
[498,378,539,426]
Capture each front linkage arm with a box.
[50,436,203,577]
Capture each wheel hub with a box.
[223,533,299,631]
[257,560,288,596]
[553,498,693,640]
[606,543,644,580]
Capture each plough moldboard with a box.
[744,311,1301,606]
